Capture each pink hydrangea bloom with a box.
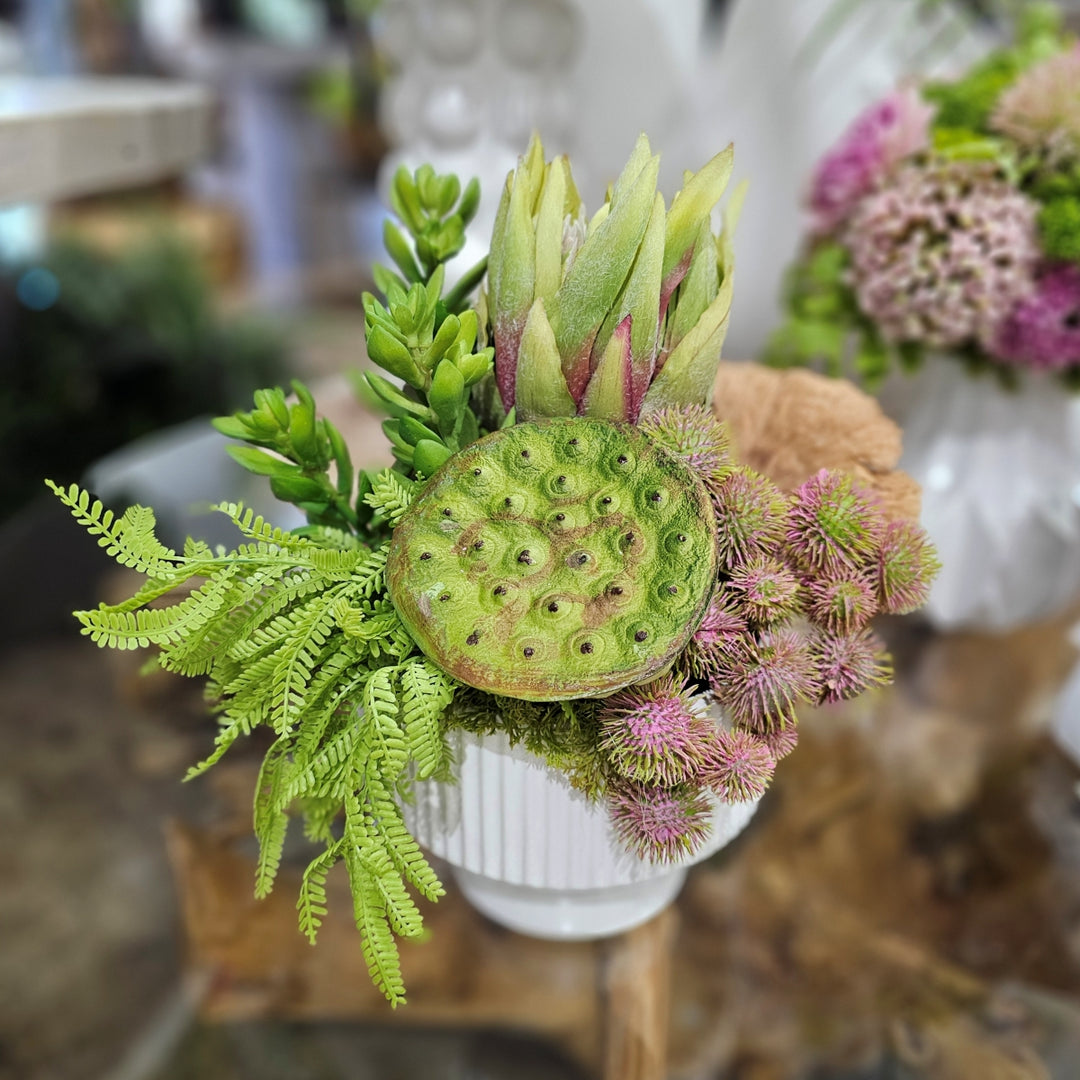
[809,86,934,233]
[991,263,1080,371]
[847,162,1039,351]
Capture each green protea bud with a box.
[487,134,741,424]
[385,418,718,700]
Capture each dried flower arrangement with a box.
[767,3,1080,388]
[51,136,937,1005]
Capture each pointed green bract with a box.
[581,314,633,421]
[662,143,734,284]
[515,298,576,421]
[548,150,661,401]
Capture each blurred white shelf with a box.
[0,76,213,204]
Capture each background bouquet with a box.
[768,3,1080,388]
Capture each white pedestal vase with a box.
[899,360,1080,632]
[403,728,761,941]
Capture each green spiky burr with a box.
[386,418,718,700]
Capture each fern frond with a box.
[363,666,408,781]
[212,501,312,550]
[363,470,415,526]
[291,653,368,764]
[268,591,346,735]
[299,796,342,844]
[398,659,454,780]
[282,717,361,803]
[368,779,444,903]
[75,568,239,650]
[48,481,180,576]
[297,840,341,945]
[343,807,407,1007]
[253,739,293,899]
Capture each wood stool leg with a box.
[601,905,678,1080]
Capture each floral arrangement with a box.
[767,3,1080,388]
[51,136,937,1005]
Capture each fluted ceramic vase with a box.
[900,360,1080,632]
[402,726,760,941]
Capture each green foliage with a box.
[213,382,398,539]
[357,164,499,478]
[52,480,462,1007]
[1039,196,1080,263]
[386,163,483,292]
[923,2,1066,135]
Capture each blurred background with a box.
[5,2,1080,1078]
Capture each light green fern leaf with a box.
[363,666,408,781]
[75,568,240,650]
[363,469,415,526]
[398,659,454,779]
[253,739,294,899]
[367,779,444,903]
[297,840,341,945]
[48,482,180,577]
[184,715,253,779]
[282,717,362,803]
[343,804,407,1007]
[212,501,312,550]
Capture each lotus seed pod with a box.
[386,418,719,700]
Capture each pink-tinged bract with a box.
[727,556,802,627]
[846,161,1039,352]
[711,468,788,571]
[991,263,1080,371]
[813,628,893,704]
[639,405,734,487]
[788,469,884,571]
[876,519,940,615]
[608,781,713,864]
[700,727,776,802]
[598,675,713,786]
[805,569,879,633]
[809,86,934,233]
[710,628,819,732]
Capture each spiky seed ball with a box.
[877,519,940,615]
[813,628,893,704]
[787,469,884,571]
[608,781,713,864]
[727,556,802,627]
[598,675,713,786]
[804,569,878,633]
[683,593,748,680]
[712,468,788,571]
[710,628,819,732]
[700,728,776,802]
[740,723,799,761]
[639,405,734,488]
